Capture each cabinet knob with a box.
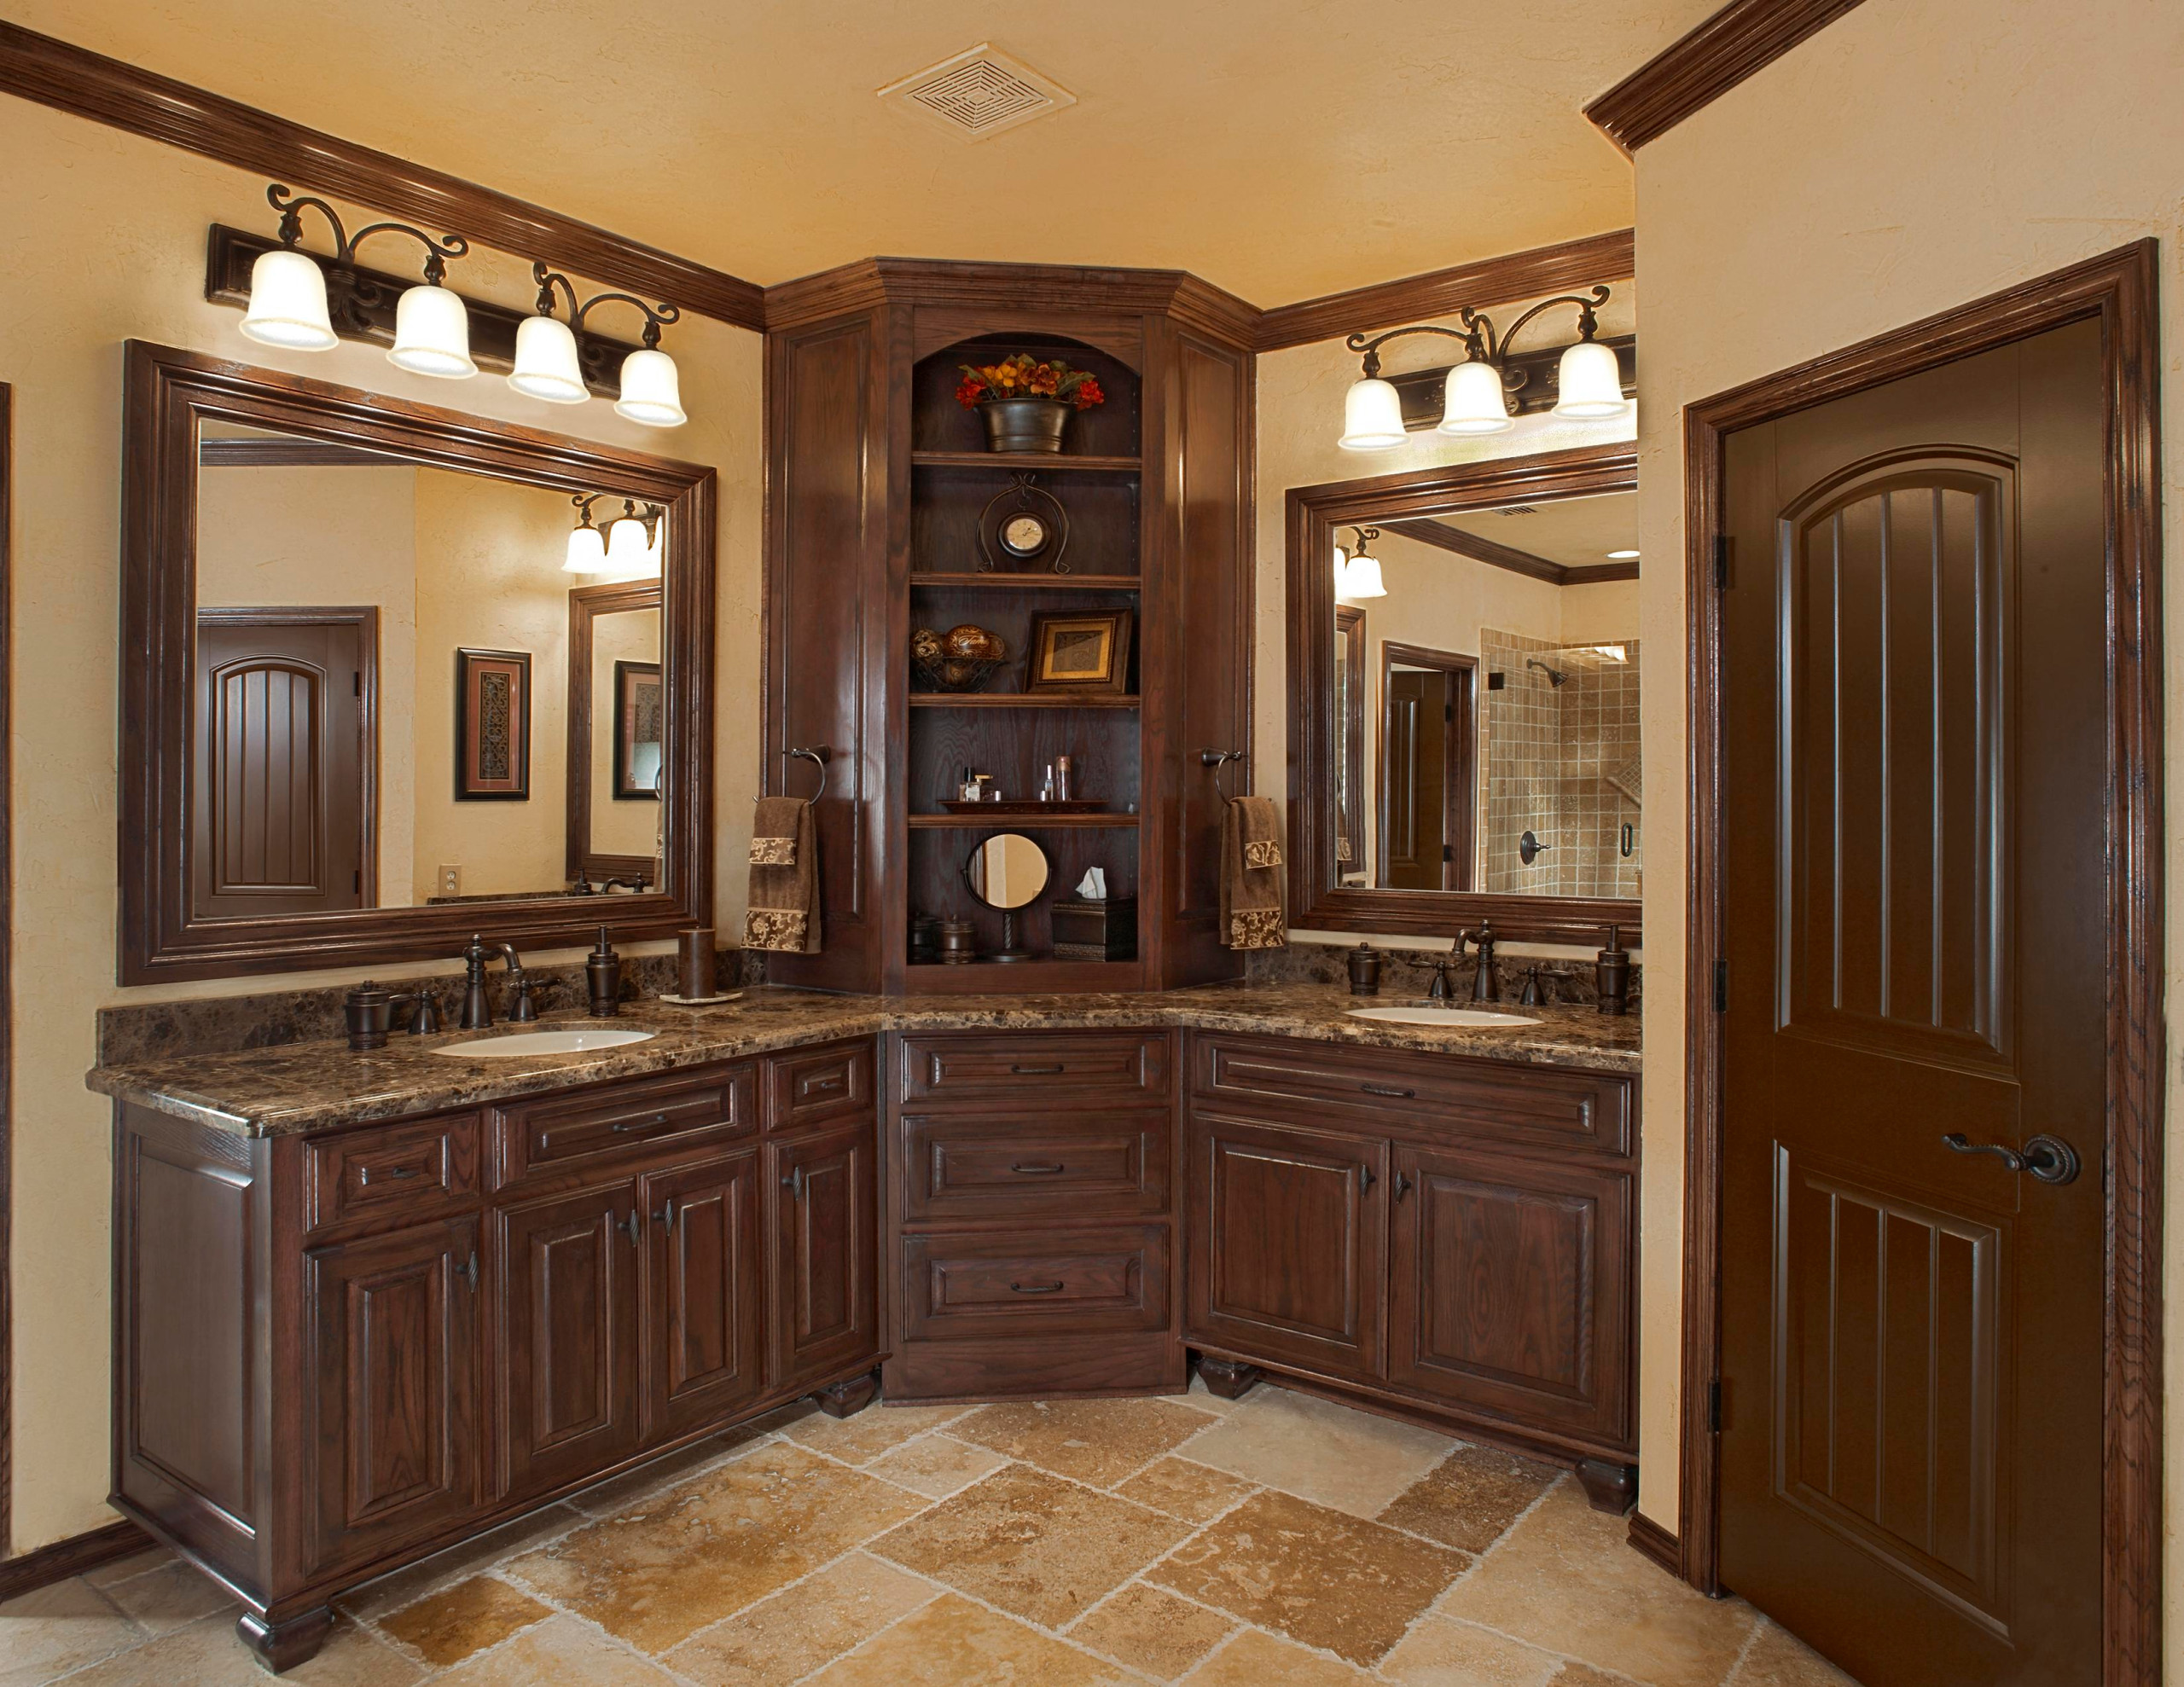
[654,1197,677,1232]
[457,1249,479,1291]
[615,1209,643,1246]
[1356,1163,1375,1192]
[781,1166,806,1200]
[1393,1172,1413,1200]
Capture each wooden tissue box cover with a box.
[1050,896,1137,961]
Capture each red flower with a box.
[955,374,986,409]
[1072,377,1106,411]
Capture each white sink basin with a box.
[1346,1006,1542,1029]
[433,1029,657,1058]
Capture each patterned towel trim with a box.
[749,836,798,867]
[742,908,809,951]
[1243,839,1283,870]
[1225,908,1287,950]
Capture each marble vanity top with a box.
[85,982,1641,1138]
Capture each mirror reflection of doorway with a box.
[1378,641,1475,890]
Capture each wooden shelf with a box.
[909,693,1140,710]
[905,958,1145,994]
[912,572,1141,591]
[907,813,1140,829]
[912,450,1141,472]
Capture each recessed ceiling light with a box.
[1606,548,1641,559]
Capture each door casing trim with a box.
[1676,241,2164,1684]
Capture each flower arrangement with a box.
[955,353,1106,412]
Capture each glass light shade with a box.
[1343,550,1386,599]
[1338,376,1408,451]
[564,522,607,573]
[1554,339,1629,418]
[1606,548,1641,559]
[387,284,477,379]
[613,347,687,427]
[240,247,338,351]
[508,313,588,403]
[606,513,657,572]
[1438,358,1513,435]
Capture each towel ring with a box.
[781,745,831,803]
[1200,748,1247,799]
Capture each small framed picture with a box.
[613,659,665,799]
[455,647,531,801]
[1025,609,1135,696]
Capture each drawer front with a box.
[305,1115,480,1236]
[494,1064,755,1186]
[1194,1035,1631,1157]
[903,1108,1171,1220]
[767,1040,875,1132]
[903,1225,1170,1342]
[900,1032,1170,1104]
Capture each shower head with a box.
[1526,658,1570,688]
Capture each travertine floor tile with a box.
[1379,1445,1562,1552]
[949,1397,1217,1486]
[81,1551,172,1590]
[1148,1487,1467,1667]
[0,1579,143,1685]
[872,1464,1188,1627]
[664,1553,934,1685]
[565,1423,770,1519]
[337,1504,586,1621]
[1377,1615,1563,1685]
[88,1559,234,1636]
[1176,1375,1251,1416]
[1179,1626,1374,1684]
[778,1403,971,1464]
[1114,1457,1257,1523]
[865,1432,1008,1498]
[52,1610,419,1687]
[375,1575,550,1668]
[505,1441,925,1651]
[804,1592,1133,1685]
[1730,1620,1862,1685]
[429,1613,675,1684]
[1066,1582,1234,1680]
[1181,1387,1455,1516]
[1437,1483,1756,1687]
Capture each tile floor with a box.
[0,1380,1861,1685]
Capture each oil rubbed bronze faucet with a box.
[460,936,538,1029]
[1465,921,1500,1003]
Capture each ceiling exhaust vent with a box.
[880,43,1077,141]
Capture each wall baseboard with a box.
[0,1520,156,1603]
[1626,1509,1681,1579]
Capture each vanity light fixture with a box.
[1335,526,1386,600]
[566,494,665,575]
[514,264,686,426]
[1606,548,1641,559]
[564,496,610,573]
[240,183,474,375]
[1338,283,1627,449]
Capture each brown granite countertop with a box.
[85,982,1641,1138]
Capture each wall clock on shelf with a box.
[977,472,1071,573]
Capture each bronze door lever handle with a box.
[1941,1131,2081,1186]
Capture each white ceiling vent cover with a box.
[880,43,1077,141]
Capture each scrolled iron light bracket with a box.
[1345,284,1615,397]
[264,182,468,286]
[531,262,682,348]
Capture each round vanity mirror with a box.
[965,832,1050,962]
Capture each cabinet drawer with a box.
[900,1032,1170,1104]
[1194,1035,1630,1157]
[903,1226,1170,1342]
[767,1040,875,1132]
[305,1114,479,1236]
[903,1108,1170,1220]
[493,1064,755,1186]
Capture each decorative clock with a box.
[976,472,1072,573]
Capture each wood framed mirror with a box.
[1286,439,1641,942]
[120,340,716,983]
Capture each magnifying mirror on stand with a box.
[966,832,1051,962]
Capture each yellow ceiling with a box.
[15,0,1715,301]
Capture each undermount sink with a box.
[1345,1005,1542,1029]
[433,1029,657,1058]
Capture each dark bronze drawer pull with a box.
[1361,1083,1416,1099]
[1356,1162,1375,1192]
[1010,1280,1066,1295]
[457,1249,478,1291]
[1011,1162,1066,1175]
[615,1209,643,1246]
[358,1163,423,1186]
[1393,1172,1413,1200]
[1010,1064,1066,1075]
[782,1165,806,1200]
[610,1111,674,1133]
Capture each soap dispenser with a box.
[586,926,623,1017]
[1595,925,1631,1017]
[1345,942,1381,997]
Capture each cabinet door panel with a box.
[1388,1145,1631,1442]
[304,1215,481,1572]
[495,1180,642,1499]
[769,1122,878,1390]
[642,1150,764,1441]
[1185,1109,1385,1378]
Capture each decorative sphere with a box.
[910,628,944,665]
[944,623,1006,661]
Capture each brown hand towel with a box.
[1220,795,1287,950]
[744,796,820,953]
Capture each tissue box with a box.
[1050,896,1137,962]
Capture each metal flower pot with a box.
[979,397,1072,454]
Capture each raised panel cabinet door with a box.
[768,1122,878,1390]
[1386,1145,1630,1445]
[1184,1109,1386,1379]
[494,1180,642,1499]
[303,1215,482,1573]
[641,1149,764,1442]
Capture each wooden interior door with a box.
[768,1123,878,1389]
[1717,320,2106,1684]
[1381,672,1444,888]
[193,608,374,918]
[642,1150,764,1441]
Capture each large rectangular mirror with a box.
[122,342,715,982]
[1287,443,1641,942]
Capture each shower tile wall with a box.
[1479,632,1642,898]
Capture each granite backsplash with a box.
[1246,940,1640,1007]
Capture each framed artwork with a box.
[455,647,531,801]
[613,658,664,799]
[1025,608,1135,696]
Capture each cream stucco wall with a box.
[0,96,764,1551]
[590,607,665,863]
[1626,2,2184,1651]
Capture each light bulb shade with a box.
[1343,551,1386,599]
[606,513,655,572]
[387,284,477,379]
[240,247,338,351]
[613,347,687,427]
[1438,358,1513,435]
[1553,338,1629,418]
[564,522,607,573]
[508,314,588,403]
[1338,376,1408,451]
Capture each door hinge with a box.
[1442,844,1455,862]
[353,670,363,696]
[1713,536,1731,590]
[1444,702,1455,723]
[1714,957,1729,1012]
[353,869,363,894]
[1708,1379,1724,1434]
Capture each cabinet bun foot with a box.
[1575,1458,1638,1516]
[236,1605,334,1673]
[1193,1354,1263,1400]
[813,1371,880,1419]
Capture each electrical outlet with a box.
[439,864,462,896]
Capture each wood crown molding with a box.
[1584,0,1870,154]
[0,20,766,329]
[1389,519,1641,587]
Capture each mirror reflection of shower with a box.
[1525,658,1570,688]
[1482,639,1642,898]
